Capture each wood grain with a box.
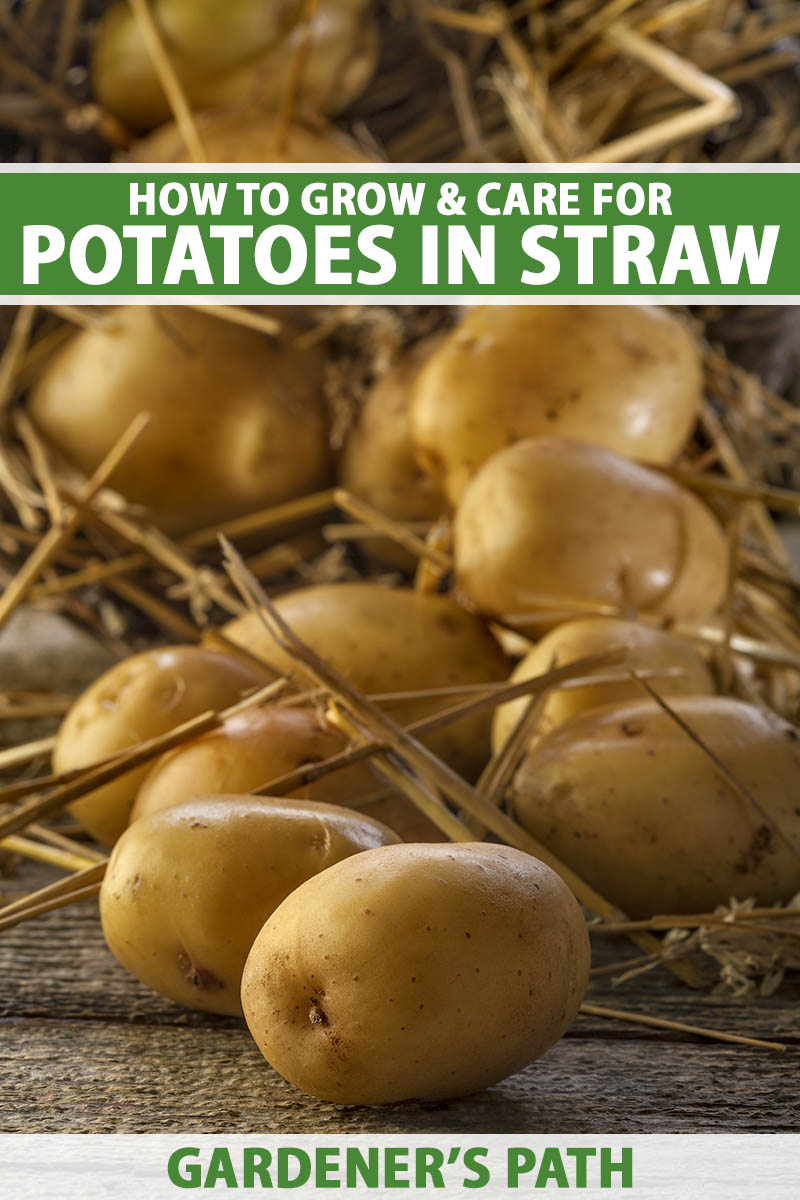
[3,1021,797,1135]
[1,861,798,1133]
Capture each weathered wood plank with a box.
[1,1020,797,1134]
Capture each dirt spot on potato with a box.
[435,612,460,636]
[309,999,329,1027]
[549,782,574,806]
[617,334,656,365]
[733,825,773,874]
[177,953,223,992]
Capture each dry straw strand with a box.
[0,305,36,414]
[0,862,107,924]
[333,488,452,570]
[580,24,739,163]
[0,833,97,874]
[0,411,150,634]
[273,0,320,157]
[0,881,104,933]
[127,0,207,163]
[580,1002,786,1052]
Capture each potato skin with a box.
[204,5,378,126]
[339,337,446,570]
[132,704,442,842]
[492,617,714,750]
[129,112,373,164]
[100,796,400,1015]
[411,305,702,503]
[222,583,509,779]
[454,438,727,623]
[241,842,589,1104]
[28,306,330,534]
[510,696,800,917]
[54,646,267,846]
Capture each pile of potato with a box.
[34,302,800,1106]
[91,0,377,163]
[56,624,588,1103]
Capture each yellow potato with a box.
[132,704,443,842]
[28,306,330,534]
[454,438,727,624]
[212,4,378,124]
[510,696,800,917]
[129,111,373,164]
[492,617,715,750]
[412,305,702,503]
[54,646,267,845]
[101,795,399,1015]
[221,582,509,779]
[338,336,446,569]
[93,0,376,132]
[242,842,590,1103]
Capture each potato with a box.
[242,842,589,1103]
[129,111,373,164]
[221,582,509,779]
[338,336,446,569]
[132,704,442,842]
[510,696,800,918]
[454,438,727,624]
[411,305,702,503]
[212,3,378,124]
[28,306,330,534]
[492,617,715,751]
[54,646,267,846]
[93,0,376,132]
[101,795,399,1015]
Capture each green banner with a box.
[0,166,796,299]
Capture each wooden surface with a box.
[1,862,798,1134]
